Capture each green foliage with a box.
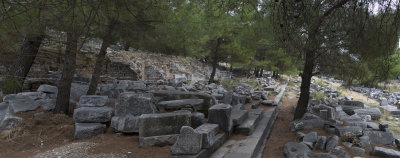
[220,79,240,91]
[0,77,23,94]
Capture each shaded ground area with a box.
[0,109,171,158]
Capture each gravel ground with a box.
[33,142,127,158]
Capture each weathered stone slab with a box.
[37,84,58,94]
[232,93,246,105]
[116,92,157,117]
[139,111,191,137]
[223,91,233,104]
[354,108,381,120]
[171,126,202,155]
[235,109,263,136]
[372,146,400,158]
[74,123,106,139]
[195,123,219,149]
[157,99,204,110]
[359,135,371,148]
[335,126,363,136]
[290,119,325,131]
[208,104,232,133]
[351,147,365,156]
[73,107,114,123]
[36,99,56,111]
[329,146,350,158]
[7,95,40,113]
[77,95,109,108]
[139,134,178,147]
[315,136,327,150]
[364,130,394,146]
[110,115,139,133]
[191,112,205,129]
[310,153,338,158]
[231,110,248,126]
[151,90,215,111]
[326,135,339,151]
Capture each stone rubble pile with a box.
[285,82,400,158]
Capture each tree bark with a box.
[9,35,44,89]
[54,32,77,114]
[87,20,116,95]
[208,38,222,84]
[293,51,315,120]
[254,67,259,77]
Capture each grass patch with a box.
[220,79,240,91]
[312,91,326,100]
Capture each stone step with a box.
[231,110,248,126]
[211,107,278,158]
[235,109,264,136]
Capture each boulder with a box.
[208,104,232,133]
[283,142,311,158]
[325,135,339,151]
[110,115,139,133]
[171,126,202,155]
[0,114,22,130]
[74,123,106,139]
[77,95,109,108]
[372,146,400,158]
[359,135,371,148]
[116,92,157,117]
[354,108,381,120]
[139,111,191,137]
[37,84,58,94]
[73,107,114,123]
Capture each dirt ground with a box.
[0,109,171,158]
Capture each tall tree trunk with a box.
[293,51,315,120]
[9,35,44,89]
[254,67,259,77]
[260,69,264,77]
[208,38,222,84]
[54,32,77,114]
[87,20,116,95]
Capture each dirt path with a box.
[262,89,298,158]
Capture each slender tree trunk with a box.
[294,51,315,120]
[260,69,264,77]
[208,38,222,84]
[254,67,259,77]
[9,35,44,89]
[87,20,116,95]
[54,32,77,114]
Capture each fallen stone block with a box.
[110,115,139,133]
[351,147,365,156]
[310,153,338,158]
[329,146,350,158]
[151,90,215,111]
[223,91,233,104]
[7,95,40,113]
[37,84,58,94]
[195,123,219,149]
[139,134,179,147]
[73,107,114,123]
[303,132,318,143]
[74,123,106,139]
[231,110,248,126]
[77,95,109,108]
[36,99,56,111]
[290,119,325,131]
[0,114,23,130]
[335,126,363,136]
[171,126,202,155]
[364,130,394,146]
[372,146,400,158]
[326,135,339,151]
[283,142,311,158]
[208,104,232,133]
[116,92,157,117]
[157,99,204,111]
[354,108,381,120]
[359,135,371,148]
[139,111,191,137]
[191,112,205,129]
[232,93,247,105]
[315,136,327,150]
